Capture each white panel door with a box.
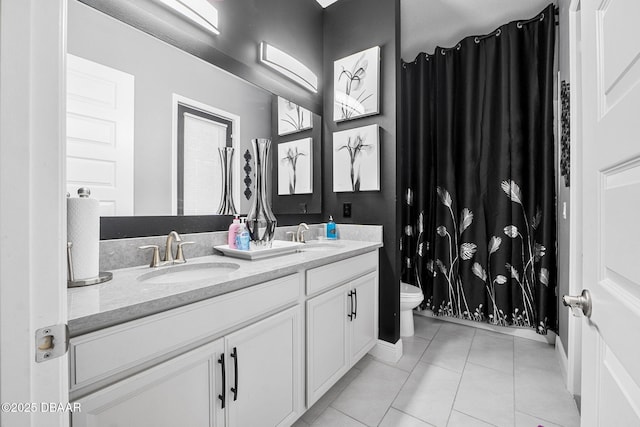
[349,272,378,365]
[66,54,134,216]
[73,339,225,427]
[579,0,640,425]
[226,307,302,427]
[306,284,349,406]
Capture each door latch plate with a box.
[35,324,69,363]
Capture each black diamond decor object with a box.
[560,81,570,187]
[244,149,252,200]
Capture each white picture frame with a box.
[332,124,380,192]
[277,96,313,136]
[333,46,380,122]
[278,137,313,195]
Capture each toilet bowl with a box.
[400,282,424,337]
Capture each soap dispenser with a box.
[326,215,337,240]
[228,215,241,249]
[236,218,251,251]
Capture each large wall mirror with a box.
[67,0,323,238]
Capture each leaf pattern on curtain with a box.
[410,180,553,332]
[400,4,557,335]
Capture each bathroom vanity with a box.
[67,240,381,426]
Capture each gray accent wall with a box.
[322,0,401,344]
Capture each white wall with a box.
[401,0,553,60]
[68,1,272,215]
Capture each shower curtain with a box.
[400,4,557,334]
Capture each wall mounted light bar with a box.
[156,0,220,35]
[259,42,318,93]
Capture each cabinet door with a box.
[226,306,302,427]
[72,339,225,427]
[349,271,378,365]
[306,284,349,406]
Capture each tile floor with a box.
[293,315,580,427]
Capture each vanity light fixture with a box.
[156,0,220,35]
[259,42,318,93]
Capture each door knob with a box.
[562,289,592,318]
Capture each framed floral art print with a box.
[277,96,313,136]
[333,46,380,122]
[278,137,313,195]
[332,124,379,192]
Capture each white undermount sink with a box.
[137,262,240,285]
[298,241,345,252]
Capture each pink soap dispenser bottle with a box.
[228,215,241,248]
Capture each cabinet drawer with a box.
[306,251,378,296]
[70,273,301,391]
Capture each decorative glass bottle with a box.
[216,147,238,215]
[246,138,277,246]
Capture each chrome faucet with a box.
[164,231,182,262]
[296,223,310,243]
[139,231,194,268]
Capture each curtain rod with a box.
[517,11,546,28]
[474,28,501,44]
[402,6,556,66]
[440,11,543,55]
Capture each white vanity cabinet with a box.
[306,284,350,405]
[73,306,302,427]
[70,274,303,427]
[348,272,378,364]
[305,252,379,406]
[69,247,380,427]
[225,306,302,427]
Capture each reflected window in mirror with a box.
[176,103,234,215]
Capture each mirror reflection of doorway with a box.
[66,54,135,216]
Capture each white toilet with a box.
[400,282,424,337]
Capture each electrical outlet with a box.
[343,202,352,218]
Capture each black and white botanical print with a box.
[333,46,380,122]
[332,124,380,192]
[277,138,312,195]
[277,97,312,136]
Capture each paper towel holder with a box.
[67,241,112,288]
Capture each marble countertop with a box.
[68,239,382,337]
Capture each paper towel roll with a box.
[67,193,99,280]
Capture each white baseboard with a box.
[555,335,570,392]
[369,338,403,364]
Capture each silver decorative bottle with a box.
[246,138,277,247]
[216,147,238,215]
